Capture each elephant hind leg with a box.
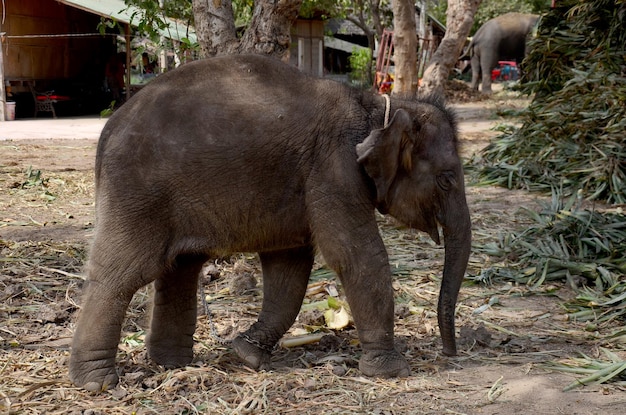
[70,285,129,392]
[470,55,481,91]
[146,253,207,367]
[232,245,314,371]
[70,238,163,391]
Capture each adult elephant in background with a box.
[467,12,540,93]
[69,54,472,392]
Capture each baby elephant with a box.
[70,54,471,391]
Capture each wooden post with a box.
[159,0,166,73]
[0,33,6,122]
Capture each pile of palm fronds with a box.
[472,0,626,204]
[471,0,626,389]
[473,190,626,386]
[476,192,626,322]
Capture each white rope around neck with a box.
[382,94,391,128]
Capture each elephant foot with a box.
[231,334,272,371]
[359,349,411,378]
[69,356,119,392]
[146,336,194,368]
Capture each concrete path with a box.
[0,105,495,141]
[0,117,107,141]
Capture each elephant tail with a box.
[459,37,474,60]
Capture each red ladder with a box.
[374,30,394,93]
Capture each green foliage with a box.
[125,0,191,41]
[19,167,56,201]
[233,0,254,26]
[472,0,626,204]
[300,0,341,19]
[161,0,195,21]
[100,101,116,118]
[304,0,398,23]
[21,167,48,189]
[122,331,145,348]
[118,0,198,61]
[429,1,448,26]
[348,47,373,87]
[129,0,194,23]
[97,17,124,35]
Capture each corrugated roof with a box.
[57,0,196,43]
[324,36,368,54]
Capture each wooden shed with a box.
[290,19,325,77]
[0,0,194,120]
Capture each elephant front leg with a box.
[146,255,205,367]
[316,223,410,378]
[481,71,493,93]
[480,55,494,93]
[342,258,410,377]
[232,245,314,370]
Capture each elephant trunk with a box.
[438,199,472,356]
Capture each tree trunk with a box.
[192,0,302,60]
[419,0,482,97]
[192,0,238,58]
[391,0,418,99]
[238,0,303,60]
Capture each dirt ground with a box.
[1,89,625,414]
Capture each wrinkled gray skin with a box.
[69,54,472,392]
[468,13,539,93]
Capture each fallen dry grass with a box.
[3,214,625,414]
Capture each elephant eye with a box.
[436,171,457,191]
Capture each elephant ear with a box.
[356,109,415,209]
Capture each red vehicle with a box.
[491,61,519,82]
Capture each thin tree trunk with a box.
[369,1,381,85]
[419,0,481,97]
[346,1,381,87]
[370,0,384,40]
[391,0,418,99]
